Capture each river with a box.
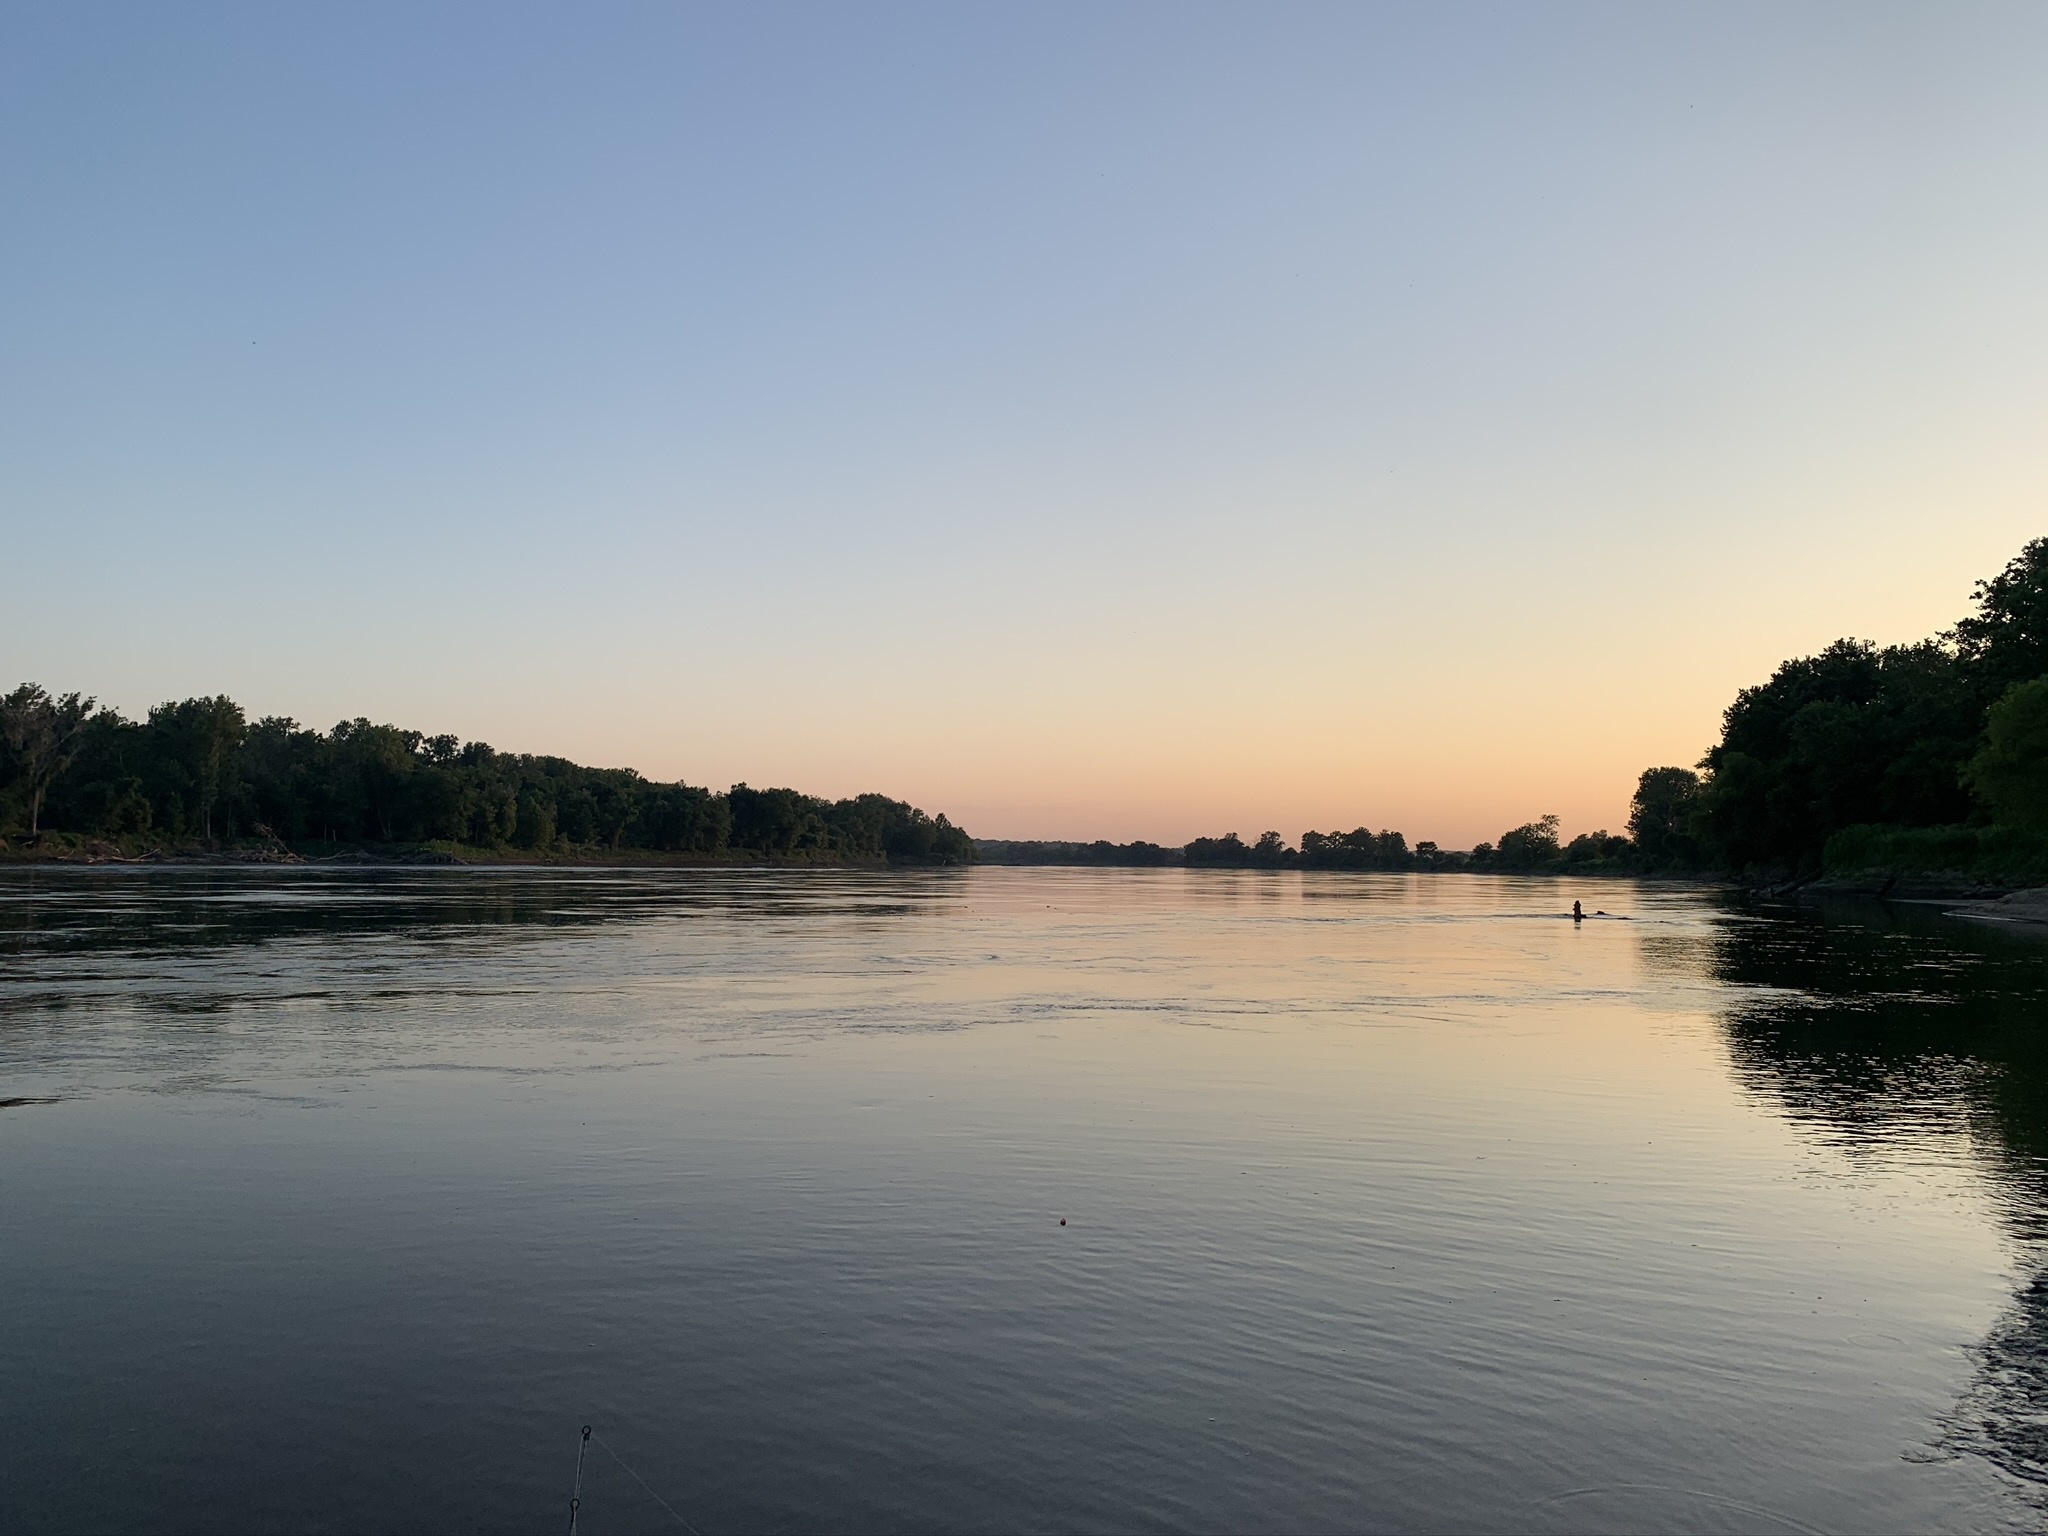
[3,867,2045,1532]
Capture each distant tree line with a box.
[16,538,2048,881]
[0,692,973,864]
[982,535,2048,883]
[972,839,1180,867]
[976,820,1629,872]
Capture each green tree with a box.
[346,721,422,841]
[46,711,154,836]
[634,782,728,852]
[513,779,558,850]
[149,696,248,839]
[0,684,96,836]
[1,683,976,861]
[1963,677,2048,830]
[241,717,324,840]
[729,783,825,855]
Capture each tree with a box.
[1563,830,1630,866]
[1692,639,1979,871]
[1963,677,2048,830]
[0,682,976,861]
[1628,767,1702,868]
[45,711,153,836]
[635,782,727,853]
[328,719,420,842]
[1952,537,2048,689]
[1495,815,1562,870]
[148,696,248,840]
[1,684,96,837]
[1300,827,1415,869]
[729,783,824,855]
[1251,830,1291,866]
[513,780,558,850]
[1185,832,1252,866]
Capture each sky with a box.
[4,3,2046,848]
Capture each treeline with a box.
[974,839,1180,867]
[0,692,973,864]
[985,534,2048,884]
[1188,821,1633,871]
[14,537,2047,881]
[1628,534,2048,882]
[976,820,1630,872]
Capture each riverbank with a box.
[0,834,894,868]
[1940,888,2048,934]
[0,834,1722,877]
[1734,868,2048,935]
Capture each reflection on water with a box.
[0,865,941,964]
[1699,897,2048,1494]
[5,869,2048,1533]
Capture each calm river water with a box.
[4,867,2048,1533]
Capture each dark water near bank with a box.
[5,868,2048,1534]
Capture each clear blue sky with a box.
[5,3,2045,844]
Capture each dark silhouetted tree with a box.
[1964,677,2048,831]
[1628,767,1702,869]
[149,696,248,840]
[1495,815,1562,870]
[1,684,95,837]
[1953,536,2048,690]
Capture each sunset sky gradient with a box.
[5,3,2046,846]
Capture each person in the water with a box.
[1572,900,1584,920]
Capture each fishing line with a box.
[591,1428,705,1536]
[567,1425,590,1536]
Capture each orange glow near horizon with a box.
[6,8,2047,846]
